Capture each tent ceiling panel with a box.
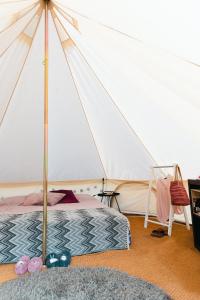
[65,47,154,179]
[0,3,40,56]
[64,18,200,111]
[0,1,38,24]
[0,11,44,182]
[51,9,155,179]
[0,1,199,182]
[48,13,105,180]
[72,38,200,178]
[0,8,42,126]
[83,40,200,178]
[55,0,200,65]
[54,5,200,179]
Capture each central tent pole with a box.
[42,0,49,262]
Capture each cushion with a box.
[50,190,79,203]
[22,192,65,206]
[23,193,43,206]
[47,193,65,206]
[0,195,26,206]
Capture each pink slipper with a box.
[28,257,43,273]
[15,256,30,275]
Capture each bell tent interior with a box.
[0,0,200,299]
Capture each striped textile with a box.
[0,208,130,263]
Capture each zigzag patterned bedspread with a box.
[0,208,130,263]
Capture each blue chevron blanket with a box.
[0,208,130,263]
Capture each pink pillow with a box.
[22,192,65,206]
[0,195,26,206]
[23,193,43,206]
[47,193,65,206]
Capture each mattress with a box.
[0,194,130,263]
[0,194,106,215]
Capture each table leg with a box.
[114,196,121,212]
[107,196,111,207]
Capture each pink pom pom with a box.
[21,256,30,263]
[28,257,43,273]
[15,256,30,275]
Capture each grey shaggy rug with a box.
[0,267,171,300]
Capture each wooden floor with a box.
[0,216,200,300]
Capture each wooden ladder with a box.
[144,164,190,236]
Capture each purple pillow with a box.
[51,190,79,203]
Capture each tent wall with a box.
[0,0,199,214]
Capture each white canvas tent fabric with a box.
[0,0,199,218]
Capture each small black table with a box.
[97,191,121,212]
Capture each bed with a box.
[0,194,130,263]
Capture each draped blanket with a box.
[0,208,130,263]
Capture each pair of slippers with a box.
[15,250,71,275]
[15,256,43,275]
[45,251,71,268]
[151,228,168,238]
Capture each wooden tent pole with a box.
[42,0,49,262]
